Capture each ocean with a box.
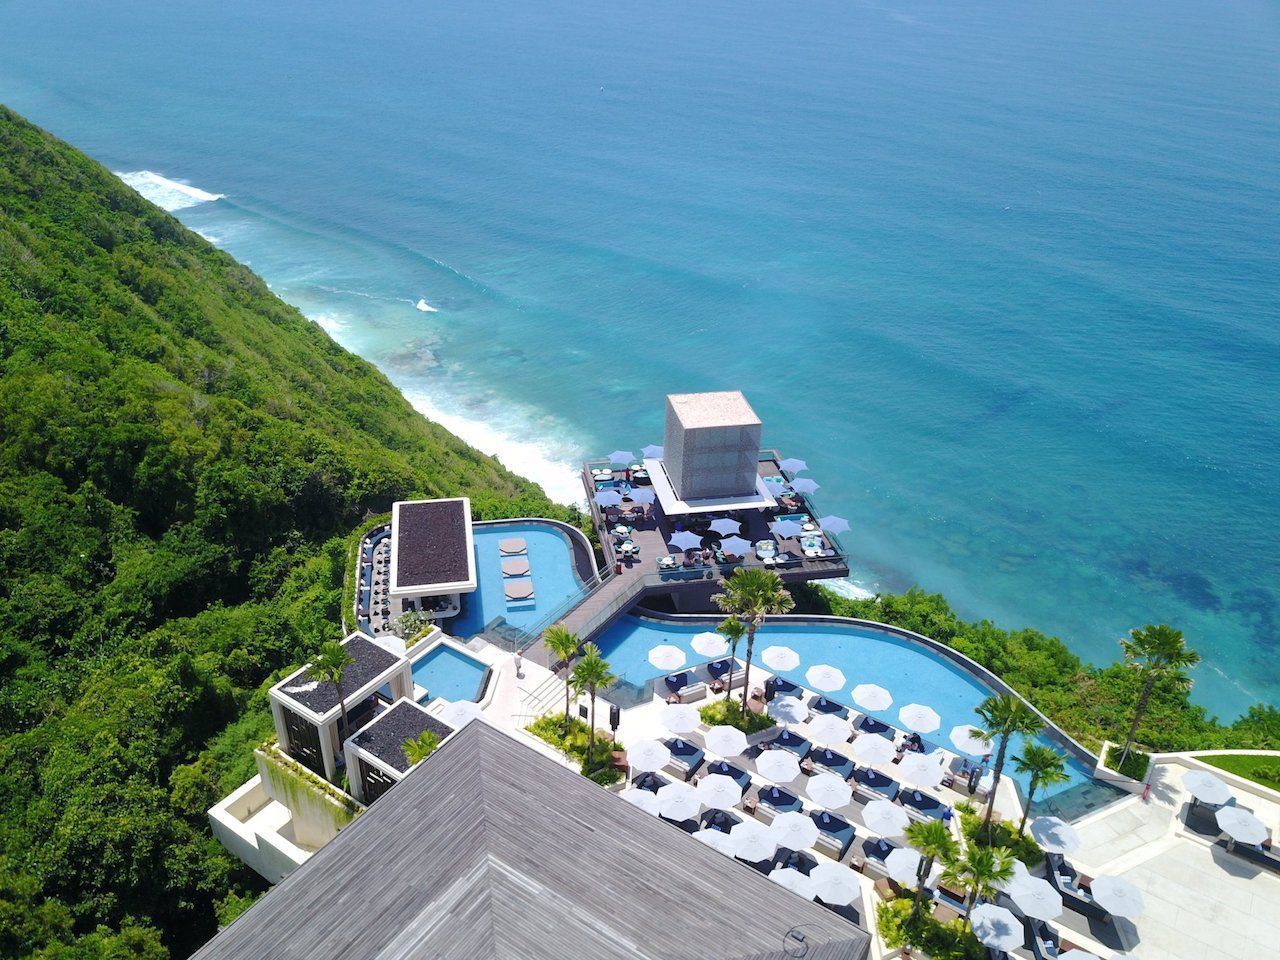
[2,0,1276,717]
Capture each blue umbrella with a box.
[779,457,808,474]
[641,444,664,459]
[668,530,703,551]
[818,515,850,534]
[627,487,656,505]
[790,477,820,494]
[709,517,741,535]
[770,519,804,539]
[607,449,636,465]
[720,535,752,556]
[594,490,624,507]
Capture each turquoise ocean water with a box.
[2,0,1276,716]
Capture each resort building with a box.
[386,497,476,621]
[196,721,870,960]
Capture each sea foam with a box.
[115,170,224,211]
[415,298,438,312]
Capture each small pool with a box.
[409,643,489,704]
[593,614,1123,818]
[447,521,590,639]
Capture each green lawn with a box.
[1201,754,1280,792]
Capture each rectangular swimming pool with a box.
[410,643,489,704]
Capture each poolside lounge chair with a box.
[1046,853,1111,922]
[772,848,818,875]
[1029,919,1059,959]
[664,671,691,693]
[809,695,849,718]
[770,729,812,757]
[663,672,706,703]
[811,810,856,860]
[855,715,894,739]
[675,682,708,704]
[898,788,948,821]
[757,785,803,815]
[498,537,527,556]
[633,771,670,793]
[706,760,752,791]
[808,747,855,780]
[852,766,900,802]
[764,675,802,700]
[662,738,705,780]
[500,557,530,577]
[700,808,742,833]
[858,837,897,878]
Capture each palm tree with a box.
[940,844,1015,929]
[543,623,581,729]
[402,730,441,766]
[904,819,959,921]
[712,567,794,718]
[974,694,1042,834]
[1117,624,1199,769]
[308,640,356,750]
[717,616,746,703]
[1012,743,1070,836]
[570,643,617,763]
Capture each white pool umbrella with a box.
[660,702,700,734]
[885,847,942,888]
[779,457,808,474]
[970,903,1023,952]
[705,725,749,757]
[768,696,809,726]
[770,811,820,850]
[996,857,1032,893]
[862,800,911,838]
[668,530,703,551]
[649,644,687,671]
[790,477,820,494]
[627,739,671,773]
[439,700,484,728]
[1030,816,1082,854]
[770,519,805,539]
[1009,876,1063,921]
[720,535,752,556]
[693,828,738,855]
[1216,806,1269,845]
[656,781,700,821]
[1089,875,1144,919]
[627,487,656,505]
[806,772,853,809]
[852,732,896,766]
[950,723,994,756]
[899,703,941,734]
[851,683,893,711]
[1183,769,1232,806]
[806,713,851,746]
[805,664,847,692]
[594,489,623,507]
[696,774,743,810]
[1058,952,1102,960]
[607,449,635,465]
[808,862,861,906]
[756,750,802,783]
[691,631,730,658]
[709,517,741,535]
[761,645,800,671]
[621,788,661,815]
[898,752,947,789]
[818,515,850,534]
[728,819,777,861]
[768,868,814,898]
[641,444,664,459]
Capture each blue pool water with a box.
[595,614,1122,818]
[448,522,590,639]
[410,643,489,704]
[3,0,1277,717]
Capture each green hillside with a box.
[0,105,569,958]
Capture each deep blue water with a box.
[2,0,1277,716]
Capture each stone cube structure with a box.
[663,391,762,501]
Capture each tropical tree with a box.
[903,819,959,921]
[940,844,1015,929]
[1117,624,1200,768]
[712,567,794,718]
[717,616,746,703]
[543,623,582,729]
[308,640,356,748]
[974,694,1043,833]
[403,730,441,767]
[570,643,617,761]
[1012,743,1070,836]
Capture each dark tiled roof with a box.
[350,700,453,773]
[394,499,471,588]
[193,723,869,960]
[277,635,402,715]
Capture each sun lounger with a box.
[812,810,856,860]
[770,729,812,757]
[700,808,742,832]
[758,785,804,815]
[498,537,527,556]
[808,747,855,780]
[633,771,670,793]
[772,849,818,875]
[809,695,849,718]
[675,681,708,704]
[898,788,949,821]
[663,737,705,780]
[707,760,752,791]
[1026,919,1059,959]
[500,557,531,577]
[1046,853,1111,922]
[852,766,900,801]
[856,715,894,739]
[858,837,897,878]
[765,675,802,700]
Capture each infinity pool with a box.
[410,642,489,704]
[448,521,591,639]
[594,614,1123,819]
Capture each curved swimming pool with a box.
[448,520,593,639]
[593,613,1123,819]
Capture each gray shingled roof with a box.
[194,723,869,960]
[394,499,470,588]
[350,700,454,773]
[276,635,403,714]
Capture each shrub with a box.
[1103,744,1150,781]
[876,896,986,960]
[958,807,1044,867]
[699,697,777,734]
